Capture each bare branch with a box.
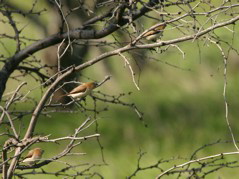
[156,151,239,178]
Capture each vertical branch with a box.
[54,0,73,74]
[209,39,239,151]
[119,52,140,90]
[0,82,27,124]
[6,147,21,178]
[0,107,18,138]
[221,46,239,151]
[2,145,8,179]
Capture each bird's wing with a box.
[33,148,43,158]
[143,30,156,37]
[155,24,166,31]
[24,149,34,159]
[143,24,166,37]
[69,84,87,94]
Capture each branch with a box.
[96,75,111,87]
[45,134,100,142]
[156,151,239,178]
[0,0,161,100]
[20,13,239,140]
[13,14,239,141]
[17,66,49,82]
[0,82,27,124]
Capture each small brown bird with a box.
[143,24,166,42]
[63,82,98,99]
[22,148,44,165]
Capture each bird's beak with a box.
[94,82,99,87]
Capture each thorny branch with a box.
[127,141,239,178]
[156,151,239,178]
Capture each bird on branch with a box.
[22,148,44,165]
[143,23,167,42]
[61,82,98,99]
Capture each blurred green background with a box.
[1,0,239,178]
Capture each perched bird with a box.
[22,148,44,165]
[143,23,166,42]
[62,82,98,99]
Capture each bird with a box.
[62,81,98,99]
[143,23,166,42]
[22,148,44,165]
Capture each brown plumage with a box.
[22,148,44,165]
[62,82,98,99]
[143,24,166,41]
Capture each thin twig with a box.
[156,151,239,178]
[119,52,140,90]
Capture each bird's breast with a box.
[68,90,91,98]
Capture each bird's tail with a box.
[58,93,68,98]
